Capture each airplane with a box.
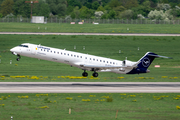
[10,43,172,77]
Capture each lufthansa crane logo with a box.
[142,57,150,67]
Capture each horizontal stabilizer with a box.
[148,54,172,59]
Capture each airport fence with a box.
[0,17,180,24]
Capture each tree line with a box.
[0,0,180,20]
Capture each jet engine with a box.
[122,60,137,67]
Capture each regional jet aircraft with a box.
[10,43,171,77]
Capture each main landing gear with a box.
[92,72,98,77]
[82,70,99,77]
[82,70,88,77]
[16,55,21,61]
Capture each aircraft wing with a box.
[79,64,128,70]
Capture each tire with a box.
[82,72,88,77]
[93,72,98,77]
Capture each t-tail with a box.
[127,52,172,74]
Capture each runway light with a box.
[10,60,12,64]
[69,108,71,114]
[11,116,13,120]
[119,50,121,53]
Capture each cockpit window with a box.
[18,45,29,48]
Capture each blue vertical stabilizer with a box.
[127,52,172,74]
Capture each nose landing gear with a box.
[16,55,21,61]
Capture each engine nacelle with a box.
[122,60,137,67]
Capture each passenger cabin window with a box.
[80,56,82,58]
[54,51,56,53]
[93,59,95,61]
[64,53,66,55]
[57,52,59,54]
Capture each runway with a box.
[0,82,180,93]
[1,32,180,36]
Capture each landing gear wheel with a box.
[16,55,21,61]
[16,58,20,61]
[92,72,98,77]
[82,72,88,77]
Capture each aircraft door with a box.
[31,45,37,55]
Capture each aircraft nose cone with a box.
[10,48,15,52]
[10,48,13,52]
[10,47,18,55]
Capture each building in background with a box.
[32,16,44,23]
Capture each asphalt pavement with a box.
[0,82,180,93]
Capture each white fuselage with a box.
[10,43,138,75]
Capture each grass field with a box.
[0,34,180,82]
[0,93,180,120]
[0,24,180,120]
[1,23,180,33]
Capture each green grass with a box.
[0,93,180,120]
[0,35,180,82]
[1,23,180,33]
